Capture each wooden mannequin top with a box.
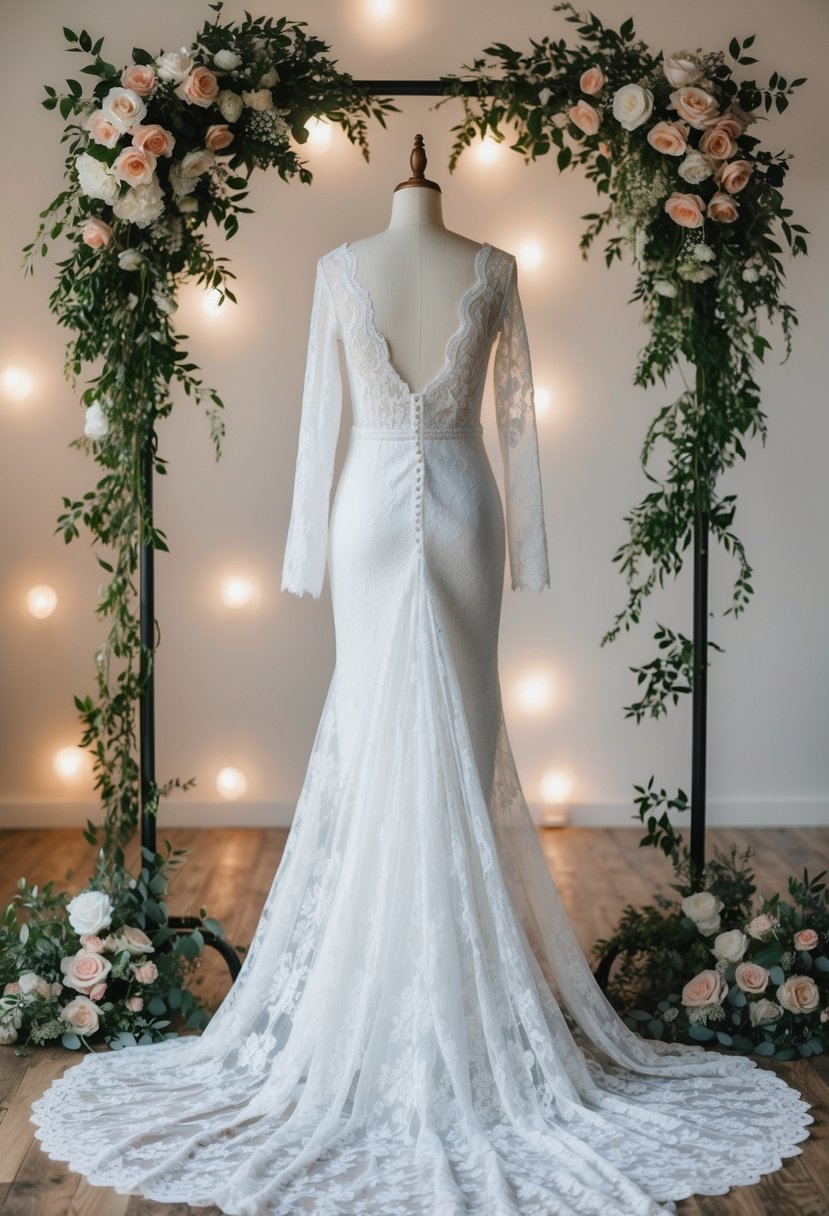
[346,154,483,401]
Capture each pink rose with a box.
[568,100,601,136]
[793,928,819,952]
[647,120,689,156]
[60,948,112,993]
[734,961,769,994]
[668,86,720,130]
[87,110,121,149]
[681,968,727,1008]
[126,995,144,1012]
[598,140,611,158]
[708,191,739,223]
[746,913,776,939]
[821,1006,829,1024]
[177,66,220,109]
[81,219,113,250]
[60,994,100,1035]
[122,64,156,97]
[664,191,706,228]
[79,934,106,952]
[205,124,234,151]
[579,67,606,96]
[719,113,747,139]
[88,982,108,1002]
[131,960,158,984]
[715,159,753,194]
[698,125,737,160]
[777,975,820,1015]
[113,146,157,186]
[132,123,176,158]
[3,981,21,995]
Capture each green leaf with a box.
[754,1041,776,1056]
[715,1031,733,1047]
[813,955,829,972]
[61,1032,82,1049]
[688,1025,715,1042]
[147,995,167,1016]
[626,1009,652,1022]
[768,965,785,986]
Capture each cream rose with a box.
[217,89,244,123]
[18,971,51,999]
[3,981,21,996]
[109,925,155,956]
[664,191,706,229]
[60,994,100,1035]
[214,48,242,71]
[83,401,108,439]
[749,998,782,1027]
[176,66,220,109]
[126,994,144,1011]
[681,969,727,1008]
[118,249,145,271]
[715,159,752,194]
[112,178,165,228]
[669,86,720,130]
[75,153,119,205]
[712,929,749,964]
[113,145,157,186]
[662,51,703,88]
[794,928,819,952]
[81,218,113,250]
[67,889,114,936]
[242,88,274,112]
[79,934,106,952]
[699,125,738,160]
[734,961,769,994]
[568,100,601,135]
[259,66,280,88]
[87,110,121,149]
[708,191,739,223]
[677,150,715,184]
[132,960,159,984]
[60,948,113,993]
[579,66,606,96]
[777,975,820,1015]
[131,123,176,158]
[88,982,108,1002]
[205,124,234,151]
[156,48,194,84]
[646,120,689,156]
[612,83,654,131]
[101,86,147,133]
[746,913,776,939]
[681,890,723,932]
[122,64,156,97]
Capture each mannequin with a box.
[345,134,483,399]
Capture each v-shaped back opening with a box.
[340,241,492,400]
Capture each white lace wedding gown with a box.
[30,240,812,1214]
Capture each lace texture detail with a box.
[30,241,813,1214]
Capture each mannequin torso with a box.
[346,187,483,399]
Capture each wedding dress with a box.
[30,238,812,1215]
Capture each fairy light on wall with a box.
[368,0,396,18]
[534,385,553,416]
[517,241,545,272]
[26,585,58,619]
[2,366,34,402]
[54,746,86,780]
[514,669,555,715]
[220,575,257,608]
[216,766,248,800]
[305,117,332,150]
[201,288,225,316]
[539,769,573,826]
[475,134,501,164]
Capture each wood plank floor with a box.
[0,826,826,1215]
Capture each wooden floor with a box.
[0,825,826,1215]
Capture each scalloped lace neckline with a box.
[339,240,492,400]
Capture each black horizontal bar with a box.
[354,79,494,97]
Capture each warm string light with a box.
[538,769,573,827]
[367,0,396,18]
[216,766,248,800]
[2,366,34,401]
[534,385,553,416]
[517,241,545,272]
[514,669,556,715]
[220,575,257,608]
[475,134,501,164]
[53,746,86,779]
[304,116,332,150]
[26,585,58,619]
[201,287,225,316]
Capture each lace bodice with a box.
[280,240,550,598]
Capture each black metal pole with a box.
[139,432,157,858]
[690,510,710,875]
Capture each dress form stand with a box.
[347,135,483,399]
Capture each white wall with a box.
[1,0,827,831]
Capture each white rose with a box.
[612,83,654,132]
[67,889,114,936]
[662,51,703,88]
[17,971,44,997]
[156,47,195,84]
[711,929,749,964]
[259,66,280,88]
[742,267,760,282]
[653,279,678,297]
[0,1024,17,1044]
[84,400,109,439]
[214,49,242,71]
[75,153,119,204]
[101,86,146,133]
[60,994,100,1035]
[118,249,145,271]
[180,148,215,178]
[680,264,716,283]
[678,150,715,184]
[693,243,716,263]
[749,998,783,1027]
[242,88,274,112]
[681,891,723,925]
[113,177,165,228]
[153,289,178,316]
[217,89,244,123]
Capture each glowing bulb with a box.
[26,585,58,619]
[2,366,33,401]
[534,386,553,415]
[517,241,545,272]
[540,770,573,804]
[220,576,256,608]
[369,0,396,17]
[515,671,555,714]
[54,746,85,779]
[475,135,500,164]
[216,767,247,800]
[305,117,332,150]
[201,288,224,315]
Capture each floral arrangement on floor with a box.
[0,836,237,1052]
[440,3,809,864]
[593,839,828,1060]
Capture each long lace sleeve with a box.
[280,256,343,599]
[493,257,551,592]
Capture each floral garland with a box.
[441,2,808,844]
[593,844,828,1058]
